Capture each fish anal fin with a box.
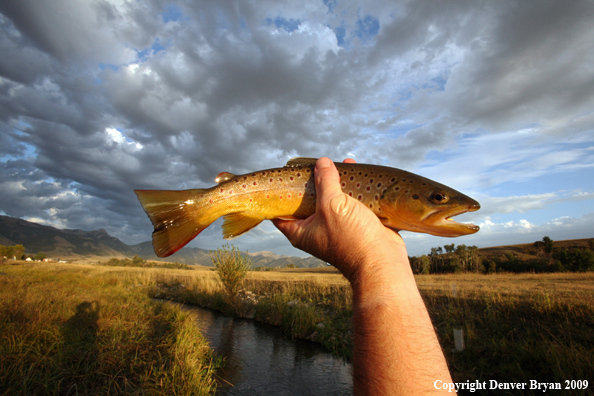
[284,157,318,168]
[215,172,236,183]
[222,213,263,239]
[134,189,217,257]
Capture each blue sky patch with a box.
[162,3,183,23]
[355,15,379,41]
[267,17,301,32]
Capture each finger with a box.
[343,158,356,163]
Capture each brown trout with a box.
[135,157,480,257]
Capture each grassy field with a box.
[0,262,220,396]
[148,267,594,395]
[2,261,593,395]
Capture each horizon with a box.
[2,214,592,260]
[1,1,593,258]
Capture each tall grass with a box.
[0,262,220,395]
[416,273,594,394]
[11,262,591,395]
[148,267,594,395]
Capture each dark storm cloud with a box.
[0,0,592,253]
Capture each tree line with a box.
[1,244,48,262]
[410,237,594,274]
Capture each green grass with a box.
[0,262,220,396]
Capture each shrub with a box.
[210,244,252,314]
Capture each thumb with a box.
[315,157,358,218]
[314,157,346,209]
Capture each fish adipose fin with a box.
[134,189,215,257]
[222,213,263,240]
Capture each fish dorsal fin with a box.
[284,157,318,168]
[215,172,236,183]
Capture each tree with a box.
[210,244,252,314]
[542,236,554,255]
[33,253,47,261]
[444,244,456,254]
[13,245,25,260]
[0,244,25,260]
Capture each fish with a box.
[135,157,480,257]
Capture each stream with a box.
[180,304,353,395]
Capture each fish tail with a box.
[134,189,215,257]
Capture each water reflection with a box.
[182,305,353,395]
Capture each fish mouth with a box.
[429,203,481,236]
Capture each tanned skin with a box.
[273,157,453,395]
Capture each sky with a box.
[1,0,593,258]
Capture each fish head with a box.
[379,174,480,237]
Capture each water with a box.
[180,304,353,395]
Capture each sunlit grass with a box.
[5,261,592,395]
[0,262,220,395]
[145,266,594,394]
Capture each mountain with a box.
[0,215,326,268]
[0,215,133,257]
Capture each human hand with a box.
[273,157,409,284]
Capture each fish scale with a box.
[135,157,480,257]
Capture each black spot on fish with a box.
[412,194,419,200]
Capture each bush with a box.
[210,244,252,314]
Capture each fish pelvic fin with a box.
[134,189,215,257]
[222,213,263,240]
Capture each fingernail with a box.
[315,157,332,171]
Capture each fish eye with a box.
[430,192,449,204]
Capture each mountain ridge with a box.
[0,215,325,268]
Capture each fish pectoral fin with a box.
[222,213,263,240]
[284,157,318,167]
